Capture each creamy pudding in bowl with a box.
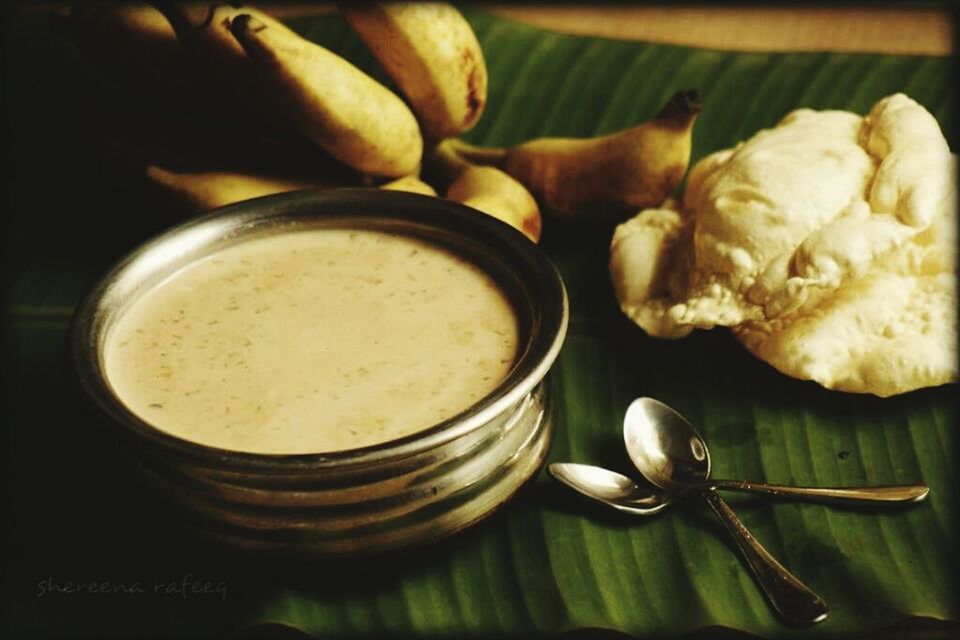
[105,228,520,454]
[71,188,567,557]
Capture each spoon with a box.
[549,460,928,514]
[624,397,829,626]
[549,462,695,515]
[622,398,928,505]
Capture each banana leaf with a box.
[1,6,956,639]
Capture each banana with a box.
[427,139,542,242]
[153,3,295,68]
[449,90,702,225]
[80,101,360,211]
[54,3,195,101]
[58,3,294,127]
[448,167,542,242]
[151,3,299,126]
[146,166,335,211]
[380,175,438,196]
[229,13,424,178]
[147,167,435,211]
[340,2,488,140]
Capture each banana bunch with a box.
[64,2,701,241]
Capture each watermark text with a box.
[35,574,228,600]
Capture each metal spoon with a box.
[548,462,689,515]
[549,459,928,515]
[624,397,829,626]
[622,398,928,505]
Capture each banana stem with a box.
[424,138,506,189]
[657,89,702,124]
[424,139,472,185]
[444,138,508,167]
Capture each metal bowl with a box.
[70,188,568,557]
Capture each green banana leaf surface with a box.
[2,6,957,639]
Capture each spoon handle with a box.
[701,489,828,626]
[708,480,929,504]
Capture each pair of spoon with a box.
[549,397,929,627]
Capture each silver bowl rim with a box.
[69,188,568,472]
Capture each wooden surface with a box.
[27,3,952,55]
[481,5,954,55]
[263,4,954,56]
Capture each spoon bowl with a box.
[623,397,711,491]
[548,463,686,515]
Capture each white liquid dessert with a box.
[104,228,520,454]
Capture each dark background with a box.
[3,4,958,639]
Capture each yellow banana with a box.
[341,2,488,140]
[154,3,295,67]
[450,90,701,225]
[151,3,297,126]
[81,102,359,211]
[58,3,290,127]
[146,166,335,211]
[230,13,424,177]
[55,3,196,101]
[427,139,542,242]
[147,167,434,211]
[380,175,438,196]
[447,167,541,242]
